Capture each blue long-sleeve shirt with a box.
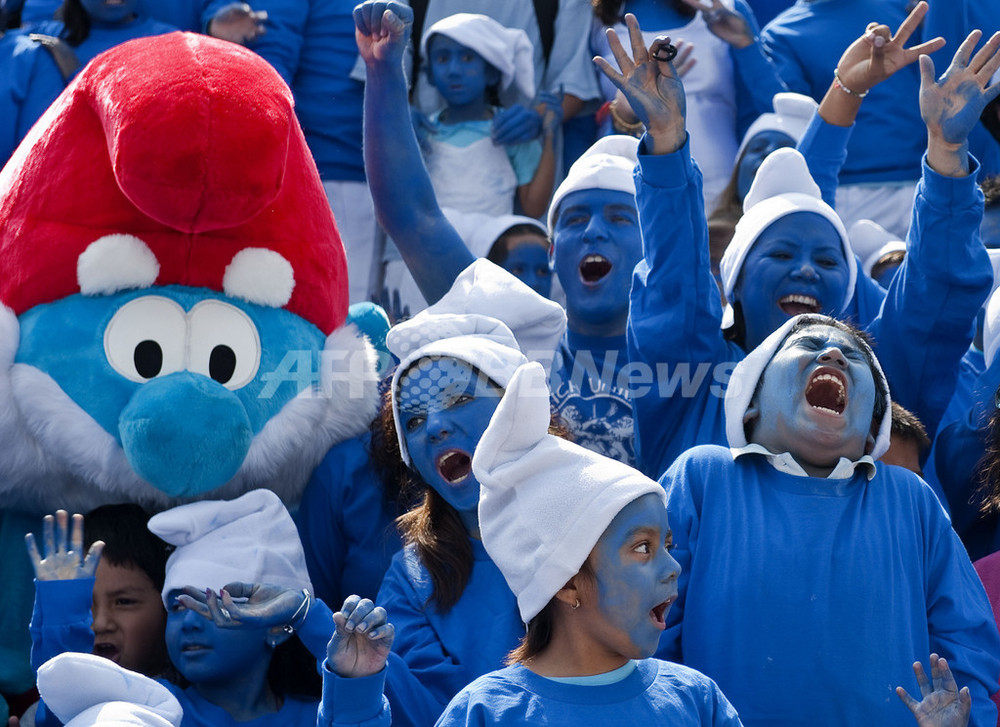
[658,445,1000,727]
[0,29,64,164]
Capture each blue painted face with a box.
[501,235,552,299]
[733,212,851,351]
[81,0,138,24]
[165,591,272,686]
[426,35,499,112]
[871,258,902,289]
[397,358,503,521]
[552,189,642,335]
[748,324,878,473]
[586,493,679,660]
[736,130,795,201]
[15,286,326,496]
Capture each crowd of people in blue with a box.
[4,0,1000,725]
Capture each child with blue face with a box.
[416,13,560,221]
[605,8,999,476]
[434,361,742,726]
[372,267,567,727]
[659,314,1000,726]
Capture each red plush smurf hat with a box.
[0,32,347,335]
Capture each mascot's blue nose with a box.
[118,371,253,497]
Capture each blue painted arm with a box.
[356,1,474,305]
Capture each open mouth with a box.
[778,294,821,316]
[180,643,209,654]
[579,254,612,284]
[649,596,675,629]
[804,369,847,415]
[92,643,120,662]
[436,449,472,484]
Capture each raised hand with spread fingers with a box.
[25,510,103,582]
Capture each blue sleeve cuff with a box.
[799,113,853,154]
[636,133,696,190]
[319,661,387,725]
[297,597,337,661]
[920,152,982,208]
[34,578,93,626]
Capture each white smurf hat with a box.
[421,13,535,100]
[149,489,312,607]
[984,285,1000,368]
[473,362,665,623]
[38,653,182,727]
[720,148,857,330]
[736,92,817,160]
[386,259,566,466]
[723,314,892,459]
[547,135,639,233]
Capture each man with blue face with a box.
[601,7,999,477]
[658,314,1000,727]
[357,1,641,465]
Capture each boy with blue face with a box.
[658,314,1000,726]
[605,7,999,477]
[357,1,642,466]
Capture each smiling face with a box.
[426,34,499,112]
[578,493,679,661]
[737,130,796,201]
[733,212,851,351]
[747,323,878,474]
[397,357,503,520]
[165,590,273,686]
[91,560,168,676]
[552,189,642,336]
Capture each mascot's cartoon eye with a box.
[105,297,187,382]
[187,300,261,389]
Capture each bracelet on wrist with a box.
[609,102,644,137]
[282,589,312,634]
[832,68,868,99]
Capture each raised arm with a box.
[355,0,474,305]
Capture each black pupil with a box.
[209,345,237,384]
[134,340,163,379]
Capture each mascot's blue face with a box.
[15,285,325,498]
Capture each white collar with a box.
[731,443,877,481]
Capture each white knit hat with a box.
[37,653,182,727]
[547,135,639,233]
[421,13,535,100]
[442,209,548,259]
[724,314,892,460]
[720,148,857,329]
[149,489,312,607]
[473,361,666,624]
[984,285,1000,368]
[386,259,566,466]
[736,92,817,160]
[863,241,907,279]
[847,219,907,278]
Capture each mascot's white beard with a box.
[0,305,380,515]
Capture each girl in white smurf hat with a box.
[435,360,741,725]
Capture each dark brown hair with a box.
[505,558,596,664]
[486,224,551,267]
[889,401,930,454]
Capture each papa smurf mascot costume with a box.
[0,32,379,715]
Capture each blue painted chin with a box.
[119,372,253,497]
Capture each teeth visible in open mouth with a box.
[437,450,472,484]
[805,372,846,415]
[778,294,821,315]
[579,254,612,282]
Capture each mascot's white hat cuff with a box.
[548,135,639,233]
[38,653,182,727]
[421,13,535,100]
[473,361,666,624]
[724,314,892,460]
[150,489,312,607]
[736,92,817,160]
[720,148,856,329]
[386,260,566,466]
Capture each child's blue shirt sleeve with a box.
[318,661,390,727]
